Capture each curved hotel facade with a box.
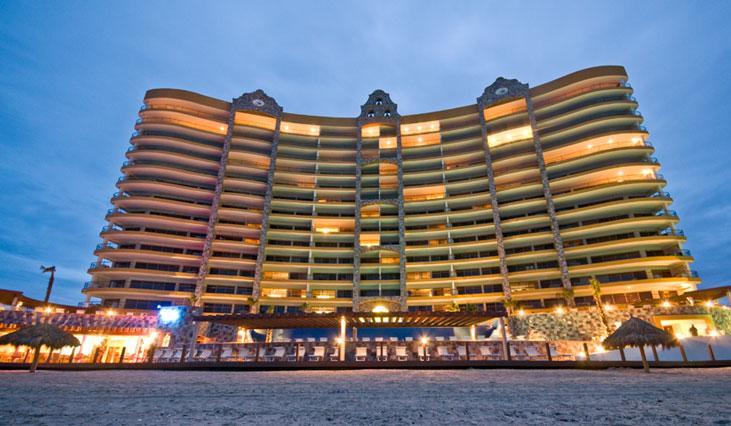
[84,66,699,315]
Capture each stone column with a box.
[251,114,282,308]
[395,117,407,311]
[353,129,363,311]
[524,95,574,306]
[477,104,512,306]
[193,103,236,306]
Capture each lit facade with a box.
[84,66,700,315]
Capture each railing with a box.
[89,261,111,269]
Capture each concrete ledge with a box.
[2,360,730,371]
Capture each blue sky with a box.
[1,1,729,305]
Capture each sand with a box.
[0,368,729,425]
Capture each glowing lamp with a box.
[420,336,429,345]
[158,306,182,325]
[372,305,389,313]
[554,306,565,315]
[704,300,714,308]
[709,330,719,337]
[604,304,614,312]
[661,300,672,308]
[106,309,115,317]
[517,309,526,317]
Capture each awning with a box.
[672,285,731,302]
[193,311,503,329]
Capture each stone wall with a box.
[508,305,731,341]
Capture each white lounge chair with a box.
[510,346,527,360]
[244,346,266,362]
[375,337,384,342]
[377,344,388,361]
[220,347,233,360]
[362,337,370,342]
[194,349,212,361]
[395,346,408,361]
[265,347,286,362]
[437,346,453,360]
[525,346,543,360]
[457,345,468,359]
[319,337,329,342]
[355,346,368,361]
[436,336,445,341]
[405,337,413,342]
[153,348,167,362]
[308,346,325,361]
[169,349,182,362]
[479,345,500,360]
[287,345,305,362]
[307,338,316,342]
[448,336,458,341]
[389,337,398,342]
[549,345,572,360]
[329,347,340,361]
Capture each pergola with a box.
[193,311,503,329]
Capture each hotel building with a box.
[84,65,699,315]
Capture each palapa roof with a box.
[0,323,81,349]
[602,316,678,349]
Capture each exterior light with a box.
[604,304,614,312]
[594,344,606,353]
[149,331,158,339]
[607,138,614,144]
[106,309,115,316]
[617,170,624,176]
[517,309,526,317]
[219,126,225,131]
[709,329,720,337]
[416,125,422,131]
[417,136,423,143]
[587,144,593,149]
[554,306,565,315]
[632,137,641,144]
[372,305,389,313]
[661,300,672,308]
[420,336,429,345]
[614,321,622,329]
[158,306,182,325]
[335,336,344,345]
[704,300,714,308]
[44,306,53,314]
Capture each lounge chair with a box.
[306,338,316,342]
[479,345,500,360]
[153,348,167,362]
[419,347,431,361]
[435,336,445,341]
[362,337,370,342]
[389,337,398,342]
[549,345,572,360]
[287,345,305,362]
[405,337,413,342]
[457,345,468,360]
[265,347,285,362]
[510,346,527,360]
[244,346,267,362]
[525,346,543,360]
[220,347,233,361]
[377,344,388,361]
[194,349,212,361]
[395,346,409,361]
[329,347,339,361]
[169,349,182,362]
[308,346,325,361]
[319,337,329,342]
[449,336,458,341]
[355,346,368,362]
[437,346,453,360]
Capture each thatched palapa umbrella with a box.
[0,324,80,373]
[602,316,677,373]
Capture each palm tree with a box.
[0,324,80,372]
[40,265,56,304]
[590,278,610,334]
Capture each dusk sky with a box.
[1,1,729,305]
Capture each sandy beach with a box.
[0,368,729,425]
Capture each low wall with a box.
[508,305,731,341]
